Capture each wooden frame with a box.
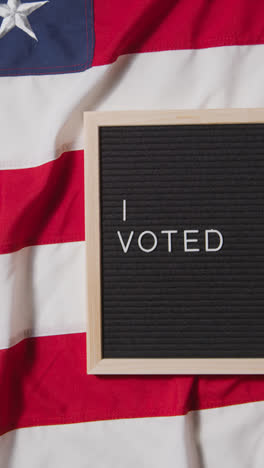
[84,108,264,374]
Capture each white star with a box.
[0,0,48,41]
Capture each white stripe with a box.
[1,45,264,169]
[199,400,264,468]
[1,401,264,468]
[0,414,198,468]
[0,242,86,349]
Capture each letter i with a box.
[123,199,126,222]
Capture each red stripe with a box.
[93,0,264,66]
[0,332,264,435]
[0,150,84,254]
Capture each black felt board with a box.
[99,124,264,359]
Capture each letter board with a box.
[84,109,264,374]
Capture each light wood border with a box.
[84,108,264,374]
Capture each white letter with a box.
[123,199,126,222]
[138,231,157,253]
[184,230,200,252]
[161,230,178,252]
[205,229,223,252]
[117,231,134,253]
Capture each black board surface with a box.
[99,124,264,359]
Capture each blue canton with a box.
[0,0,94,76]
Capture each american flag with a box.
[0,0,264,466]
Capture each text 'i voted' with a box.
[116,200,224,254]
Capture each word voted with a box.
[117,229,224,254]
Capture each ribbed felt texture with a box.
[100,124,264,358]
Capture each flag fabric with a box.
[1,0,264,466]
